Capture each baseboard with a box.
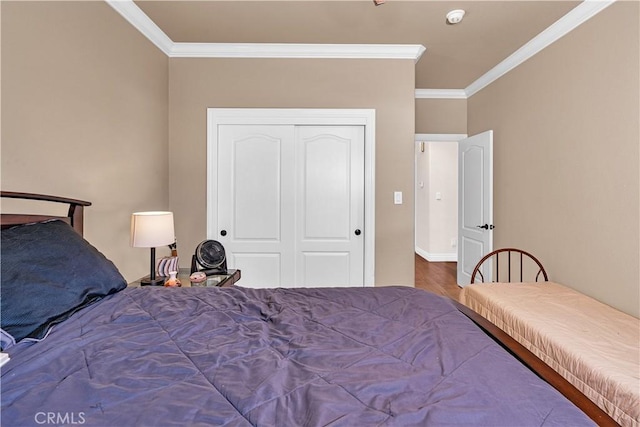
[416,247,457,262]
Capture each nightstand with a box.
[129,268,241,288]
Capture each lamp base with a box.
[140,276,165,286]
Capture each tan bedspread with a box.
[459,281,640,427]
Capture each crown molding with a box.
[465,0,616,97]
[171,43,426,61]
[415,0,615,100]
[415,89,467,99]
[106,0,425,61]
[105,0,173,55]
[105,0,613,86]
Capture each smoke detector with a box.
[446,9,466,25]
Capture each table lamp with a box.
[130,211,175,286]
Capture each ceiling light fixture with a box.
[446,9,466,25]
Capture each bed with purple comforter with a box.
[2,284,593,426]
[0,200,597,426]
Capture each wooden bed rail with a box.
[1,191,91,235]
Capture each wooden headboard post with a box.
[68,203,85,235]
[1,191,92,235]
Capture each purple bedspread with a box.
[1,286,593,426]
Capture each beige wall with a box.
[4,1,637,310]
[1,1,170,282]
[468,1,639,316]
[169,58,417,285]
[415,99,467,135]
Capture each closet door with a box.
[295,126,365,286]
[217,125,296,288]
[217,124,365,288]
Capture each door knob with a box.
[476,224,494,230]
[354,229,361,236]
[220,230,227,236]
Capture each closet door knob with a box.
[220,230,227,236]
[354,229,361,236]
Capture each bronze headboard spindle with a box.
[1,191,92,235]
[470,247,549,284]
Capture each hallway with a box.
[414,254,460,300]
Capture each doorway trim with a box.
[415,134,467,143]
[207,108,376,286]
[414,133,467,262]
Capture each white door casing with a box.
[457,130,493,286]
[207,109,375,287]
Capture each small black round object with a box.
[195,240,226,269]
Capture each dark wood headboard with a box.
[1,191,92,235]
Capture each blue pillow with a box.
[1,220,126,348]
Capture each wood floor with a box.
[414,253,461,301]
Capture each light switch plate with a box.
[394,191,403,205]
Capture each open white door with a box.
[457,130,493,286]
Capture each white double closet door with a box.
[216,124,365,288]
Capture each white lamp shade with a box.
[130,211,175,248]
